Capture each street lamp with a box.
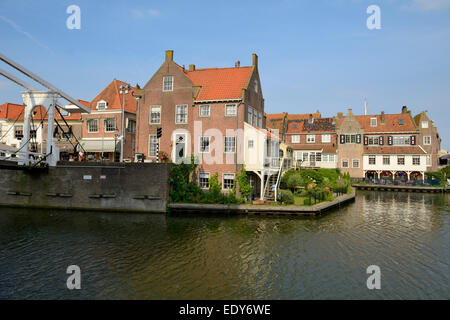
[132,91,142,161]
[119,83,131,162]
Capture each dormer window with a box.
[398,119,404,125]
[370,118,377,127]
[421,121,428,128]
[97,100,107,111]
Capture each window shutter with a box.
[340,135,345,144]
[411,135,416,145]
[364,135,368,145]
[356,134,361,144]
[388,136,393,145]
[379,136,384,145]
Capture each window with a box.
[421,121,428,128]
[225,104,237,116]
[345,135,350,143]
[199,105,210,117]
[253,109,257,127]
[104,118,117,132]
[398,119,404,125]
[413,156,420,165]
[383,155,390,165]
[393,136,411,145]
[397,155,405,165]
[199,136,210,153]
[248,140,254,148]
[329,154,335,162]
[149,135,159,156]
[423,136,431,145]
[303,152,308,162]
[199,172,210,189]
[223,173,235,190]
[14,126,23,140]
[176,105,188,124]
[322,154,329,162]
[63,126,73,139]
[306,135,315,143]
[316,153,322,162]
[322,134,331,143]
[350,135,356,143]
[342,159,349,168]
[258,112,262,128]
[292,135,300,143]
[97,101,107,110]
[352,159,360,168]
[163,76,173,91]
[368,136,379,145]
[150,106,161,124]
[370,118,377,127]
[247,106,253,125]
[369,155,376,165]
[127,119,136,133]
[224,136,236,153]
[30,128,37,139]
[426,155,431,166]
[87,119,98,133]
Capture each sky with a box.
[1,0,449,149]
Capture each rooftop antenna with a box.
[364,98,368,115]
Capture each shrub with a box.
[286,173,304,189]
[303,198,312,205]
[278,189,294,205]
[236,167,253,200]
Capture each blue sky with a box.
[1,0,449,149]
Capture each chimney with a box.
[337,112,343,119]
[348,108,353,116]
[381,111,385,123]
[165,50,173,62]
[189,64,195,71]
[402,105,408,114]
[308,114,314,124]
[252,53,258,67]
[235,61,240,68]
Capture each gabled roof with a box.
[181,66,253,101]
[287,112,321,120]
[355,113,416,132]
[89,79,137,113]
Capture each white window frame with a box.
[322,134,331,143]
[421,121,428,128]
[199,136,210,153]
[222,173,235,190]
[258,112,262,128]
[370,118,377,127]
[383,155,390,165]
[426,155,431,166]
[150,106,161,124]
[175,105,188,124]
[198,172,210,189]
[412,156,420,166]
[306,135,315,143]
[163,76,173,92]
[369,155,376,165]
[87,119,99,133]
[397,155,405,165]
[199,105,210,117]
[248,140,254,148]
[352,159,360,168]
[342,159,349,168]
[247,106,253,125]
[291,135,300,143]
[96,100,107,111]
[149,135,159,157]
[103,118,117,132]
[225,104,237,116]
[423,136,431,145]
[329,154,335,162]
[224,136,236,153]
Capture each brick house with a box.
[337,107,429,180]
[80,79,137,161]
[413,109,441,171]
[137,50,278,198]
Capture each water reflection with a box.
[0,191,448,299]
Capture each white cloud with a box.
[406,0,450,11]
[131,8,161,19]
[0,15,54,55]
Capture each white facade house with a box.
[292,149,338,169]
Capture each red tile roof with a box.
[0,101,87,121]
[287,117,335,133]
[290,144,337,153]
[287,112,321,120]
[364,146,426,155]
[355,113,416,132]
[182,66,253,101]
[89,79,137,113]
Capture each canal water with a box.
[0,191,449,299]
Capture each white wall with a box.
[363,154,427,172]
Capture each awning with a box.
[80,140,119,152]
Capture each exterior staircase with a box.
[263,158,285,201]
